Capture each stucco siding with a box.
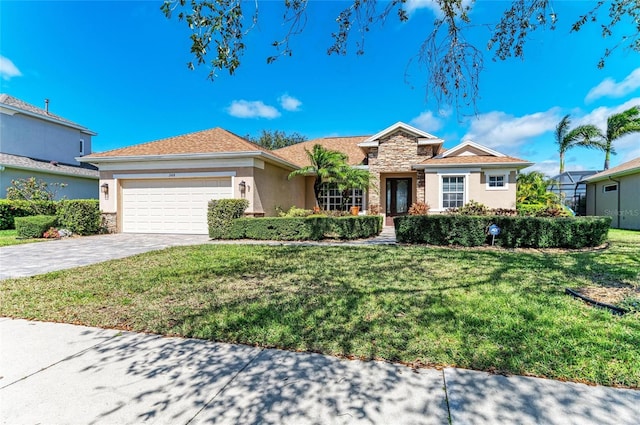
[588,173,640,229]
[253,162,305,216]
[0,168,98,199]
[0,112,91,165]
[424,169,517,212]
[619,173,640,229]
[471,171,517,209]
[586,184,596,216]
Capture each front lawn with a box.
[0,229,43,247]
[1,229,638,387]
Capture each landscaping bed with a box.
[1,229,638,388]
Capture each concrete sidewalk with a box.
[1,319,638,424]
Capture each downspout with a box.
[609,176,621,228]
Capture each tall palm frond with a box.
[603,106,640,169]
[288,144,348,208]
[555,114,605,173]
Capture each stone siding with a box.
[100,212,117,233]
[366,130,433,208]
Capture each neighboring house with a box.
[0,94,99,199]
[548,170,600,215]
[584,157,640,230]
[80,122,532,235]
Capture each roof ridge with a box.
[0,93,84,128]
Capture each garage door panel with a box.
[121,178,233,234]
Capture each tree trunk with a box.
[559,152,565,174]
[604,150,610,170]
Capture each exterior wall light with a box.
[101,183,109,199]
[239,180,247,197]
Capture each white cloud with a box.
[585,67,640,102]
[0,55,22,81]
[526,160,561,178]
[462,108,560,153]
[279,94,302,112]
[405,0,442,16]
[227,100,280,119]
[410,110,444,132]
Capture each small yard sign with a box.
[488,224,500,246]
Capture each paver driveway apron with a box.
[0,233,210,280]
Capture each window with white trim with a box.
[442,176,465,208]
[485,171,509,190]
[603,184,617,193]
[319,183,364,211]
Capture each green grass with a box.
[1,229,638,387]
[0,229,44,246]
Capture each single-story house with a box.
[584,156,640,230]
[80,122,532,234]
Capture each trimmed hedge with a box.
[15,215,58,239]
[208,199,250,239]
[56,200,101,235]
[394,215,612,248]
[218,215,383,241]
[0,200,58,230]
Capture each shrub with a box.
[56,200,101,235]
[277,206,314,217]
[447,200,489,216]
[5,177,66,201]
[408,202,430,215]
[15,215,58,239]
[43,227,60,239]
[223,215,382,241]
[208,198,250,239]
[517,203,572,217]
[395,215,611,248]
[0,200,58,230]
[395,215,488,246]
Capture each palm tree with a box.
[555,114,604,174]
[516,171,558,205]
[287,144,348,209]
[336,166,374,210]
[602,106,640,169]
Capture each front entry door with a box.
[386,178,412,217]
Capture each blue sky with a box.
[1,0,639,177]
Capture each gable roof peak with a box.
[440,140,506,158]
[359,121,443,147]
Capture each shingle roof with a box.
[274,136,370,167]
[583,157,640,182]
[0,94,94,134]
[0,153,99,178]
[84,127,282,159]
[420,155,532,166]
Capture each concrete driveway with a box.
[0,233,210,280]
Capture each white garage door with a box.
[121,178,232,234]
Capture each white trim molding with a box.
[359,121,442,147]
[440,140,506,158]
[113,171,236,179]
